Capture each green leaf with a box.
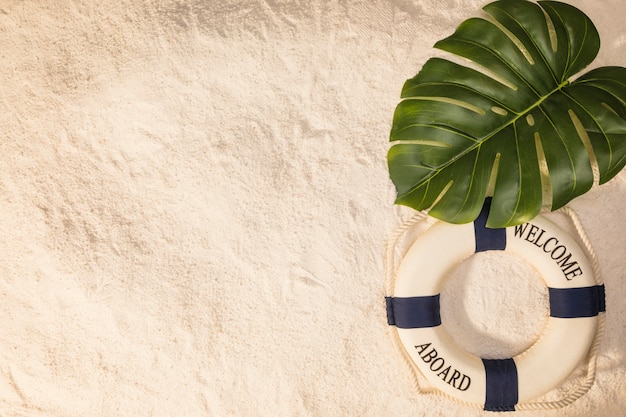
[388,0,626,227]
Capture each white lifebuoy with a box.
[386,202,605,412]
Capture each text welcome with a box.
[513,222,583,280]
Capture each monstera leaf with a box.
[388,0,626,227]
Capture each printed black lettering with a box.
[430,357,445,372]
[458,375,471,391]
[551,245,567,260]
[414,343,472,392]
[564,267,583,280]
[556,253,578,273]
[542,237,558,253]
[414,343,431,355]
[525,224,540,243]
[532,228,546,248]
[515,226,583,281]
[448,370,461,388]
[421,348,438,363]
[514,223,529,238]
[437,366,451,380]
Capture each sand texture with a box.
[0,0,624,416]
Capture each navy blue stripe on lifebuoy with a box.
[474,198,506,252]
[385,296,441,328]
[549,285,606,318]
[482,358,518,412]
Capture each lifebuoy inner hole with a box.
[439,251,549,359]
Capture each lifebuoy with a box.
[386,201,605,411]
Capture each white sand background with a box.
[0,0,624,416]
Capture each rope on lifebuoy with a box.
[384,203,605,411]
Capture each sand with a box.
[0,0,624,416]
